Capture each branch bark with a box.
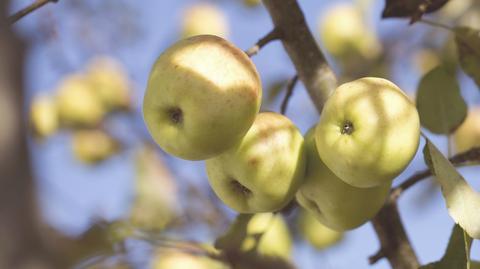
[262,0,337,113]
[262,1,419,268]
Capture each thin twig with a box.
[245,28,282,57]
[419,18,453,32]
[280,75,298,115]
[390,146,480,201]
[8,0,58,25]
[369,249,385,265]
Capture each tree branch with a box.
[262,0,337,113]
[280,75,298,115]
[390,146,480,201]
[261,1,419,268]
[245,28,282,57]
[370,202,420,269]
[8,0,58,25]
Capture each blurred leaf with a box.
[215,214,253,251]
[130,144,178,231]
[224,251,296,269]
[419,224,472,269]
[382,0,450,23]
[423,140,480,239]
[455,26,480,89]
[416,66,467,134]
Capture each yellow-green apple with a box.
[143,35,261,160]
[319,3,381,60]
[315,77,420,188]
[30,94,59,139]
[86,56,132,112]
[56,74,105,127]
[297,209,343,249]
[206,112,305,213]
[152,249,228,269]
[217,213,292,259]
[181,4,229,38]
[453,107,480,153]
[297,126,391,230]
[71,129,120,164]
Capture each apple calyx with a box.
[341,120,354,135]
[167,107,183,124]
[230,179,252,197]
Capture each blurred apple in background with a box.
[30,94,59,139]
[216,213,292,259]
[152,250,228,269]
[454,107,480,153]
[129,145,179,231]
[319,3,381,62]
[86,56,132,112]
[71,129,120,164]
[181,3,229,38]
[56,74,105,128]
[243,0,261,8]
[297,209,343,250]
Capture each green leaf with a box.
[455,26,480,89]
[419,224,473,269]
[423,140,480,239]
[416,66,467,134]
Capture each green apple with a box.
[86,56,132,112]
[56,74,105,127]
[152,249,228,269]
[71,129,120,164]
[217,213,292,259]
[319,3,381,60]
[316,77,420,188]
[453,107,480,153]
[30,94,59,139]
[181,4,229,38]
[206,112,305,213]
[143,35,262,160]
[297,209,343,249]
[297,126,391,230]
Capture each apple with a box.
[297,126,391,231]
[315,77,420,188]
[30,94,59,139]
[86,56,132,112]
[56,74,105,127]
[453,107,480,153]
[217,213,292,259]
[152,249,228,269]
[297,208,343,249]
[71,129,120,164]
[143,35,262,160]
[206,112,305,213]
[181,4,229,39]
[319,3,381,61]
[243,0,261,8]
[129,145,178,231]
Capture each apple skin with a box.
[152,250,228,269]
[30,94,59,139]
[181,4,229,38]
[315,77,420,188]
[297,126,391,230]
[218,213,292,259]
[143,35,262,160]
[297,209,343,250]
[453,107,480,153]
[206,112,305,213]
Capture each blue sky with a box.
[9,0,480,268]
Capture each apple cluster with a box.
[143,35,421,232]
